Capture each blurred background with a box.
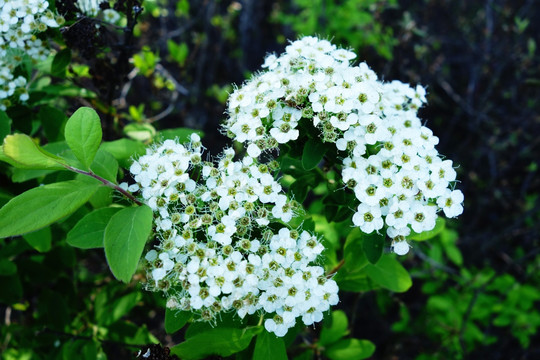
[2,0,539,359]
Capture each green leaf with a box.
[124,123,156,142]
[107,322,159,346]
[101,139,146,168]
[0,188,11,208]
[104,205,153,283]
[10,142,71,182]
[319,310,349,346]
[0,259,17,276]
[39,106,67,142]
[0,110,11,141]
[62,340,86,360]
[90,148,119,183]
[443,243,463,266]
[302,138,327,170]
[64,107,102,169]
[439,228,461,266]
[170,327,262,359]
[165,308,192,334]
[156,127,204,143]
[95,291,142,326]
[2,134,68,170]
[23,227,52,252]
[89,187,113,208]
[334,230,377,292]
[51,48,72,78]
[280,155,305,177]
[167,40,189,66]
[290,179,310,202]
[253,331,287,360]
[362,232,385,264]
[325,338,375,360]
[408,216,446,241]
[364,256,412,293]
[67,207,121,249]
[0,180,100,238]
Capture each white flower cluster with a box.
[0,0,64,109]
[76,0,121,24]
[223,36,464,255]
[129,135,338,336]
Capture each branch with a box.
[65,165,143,206]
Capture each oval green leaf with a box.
[104,205,153,283]
[325,338,375,360]
[362,232,385,264]
[124,123,156,142]
[51,48,71,78]
[67,207,121,249]
[100,139,146,168]
[319,310,349,346]
[302,138,327,170]
[95,291,142,326]
[0,180,100,238]
[253,330,287,360]
[2,134,68,170]
[364,256,412,293]
[170,327,262,360]
[64,107,102,169]
[23,227,52,252]
[165,308,192,334]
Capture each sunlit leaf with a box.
[64,107,102,169]
[2,134,68,170]
[319,310,349,346]
[0,180,100,238]
[325,338,375,360]
[364,256,412,293]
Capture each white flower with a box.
[437,189,464,218]
[391,239,411,255]
[352,204,383,233]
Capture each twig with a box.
[326,259,345,278]
[65,165,143,206]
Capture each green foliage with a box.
[165,308,192,334]
[64,107,103,169]
[275,0,398,59]
[167,40,189,67]
[253,330,288,360]
[170,326,262,359]
[67,207,121,249]
[104,205,153,283]
[0,180,100,238]
[364,256,412,293]
[133,46,160,76]
[2,133,68,170]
